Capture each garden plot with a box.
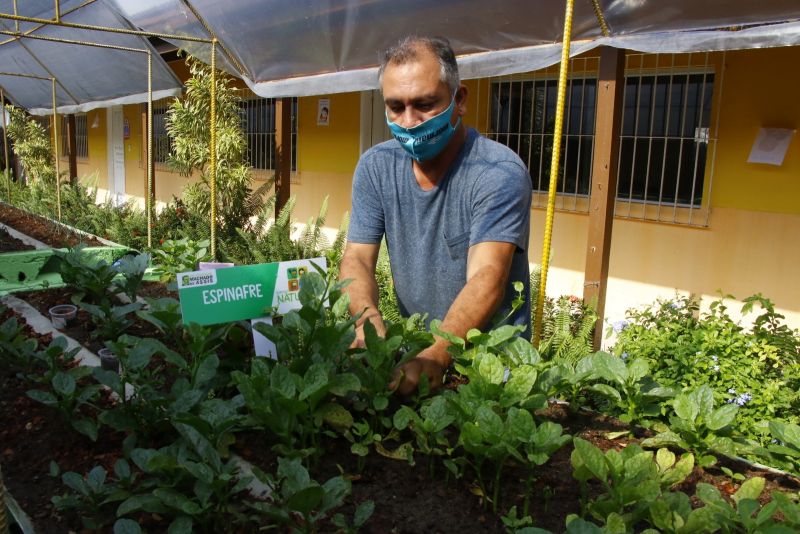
[2,206,800,533]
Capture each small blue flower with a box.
[712,364,720,372]
[711,355,718,362]
[734,392,752,406]
[727,388,736,394]
[612,320,629,334]
[621,352,629,361]
[670,301,684,310]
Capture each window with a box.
[151,99,173,165]
[60,114,88,159]
[617,72,714,208]
[143,94,298,171]
[488,54,716,224]
[489,77,595,197]
[238,95,297,172]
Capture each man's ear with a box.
[456,85,468,116]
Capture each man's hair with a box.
[378,36,460,94]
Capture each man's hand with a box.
[389,343,450,396]
[351,311,387,349]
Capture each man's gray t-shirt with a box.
[348,128,532,337]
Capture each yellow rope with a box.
[1,88,10,201]
[209,39,217,259]
[52,77,61,221]
[147,51,153,249]
[533,0,575,344]
[590,0,611,37]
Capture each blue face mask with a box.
[386,93,461,162]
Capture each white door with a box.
[359,90,392,154]
[106,106,126,205]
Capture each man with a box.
[340,36,532,395]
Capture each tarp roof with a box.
[0,0,182,115]
[2,1,799,111]
[103,0,800,98]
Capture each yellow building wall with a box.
[291,92,362,235]
[522,48,800,337]
[712,47,800,214]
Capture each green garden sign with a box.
[177,258,326,326]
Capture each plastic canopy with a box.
[104,0,800,98]
[0,0,182,115]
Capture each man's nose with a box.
[396,108,425,128]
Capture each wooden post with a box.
[67,113,77,184]
[583,47,625,350]
[274,97,291,219]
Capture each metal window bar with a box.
[617,52,717,226]
[148,97,174,166]
[485,59,599,212]
[234,88,297,172]
[59,114,87,158]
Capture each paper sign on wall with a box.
[747,128,795,166]
[177,257,327,358]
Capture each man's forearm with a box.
[428,265,507,364]
[339,253,382,327]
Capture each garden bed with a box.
[3,289,800,533]
[0,215,800,534]
[0,201,104,248]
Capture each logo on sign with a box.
[286,266,307,292]
[177,271,218,289]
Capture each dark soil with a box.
[0,202,104,248]
[0,225,32,252]
[14,286,165,353]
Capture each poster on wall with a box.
[747,128,795,166]
[317,98,330,126]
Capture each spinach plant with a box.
[78,300,143,342]
[26,366,102,440]
[55,244,120,304]
[248,457,371,534]
[583,351,674,427]
[151,237,211,284]
[0,312,38,370]
[570,438,694,529]
[754,420,800,475]
[51,460,136,531]
[112,252,150,302]
[641,384,742,467]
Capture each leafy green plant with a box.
[248,457,370,534]
[641,384,743,467]
[582,352,674,427]
[753,420,800,475]
[51,459,137,531]
[0,311,38,370]
[112,253,150,302]
[151,237,212,284]
[78,300,143,342]
[3,104,54,184]
[571,438,694,529]
[650,477,787,534]
[55,244,120,304]
[26,365,102,440]
[611,294,800,442]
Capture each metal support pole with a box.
[1,88,10,201]
[533,0,575,344]
[209,39,217,259]
[147,51,153,249]
[51,77,61,221]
